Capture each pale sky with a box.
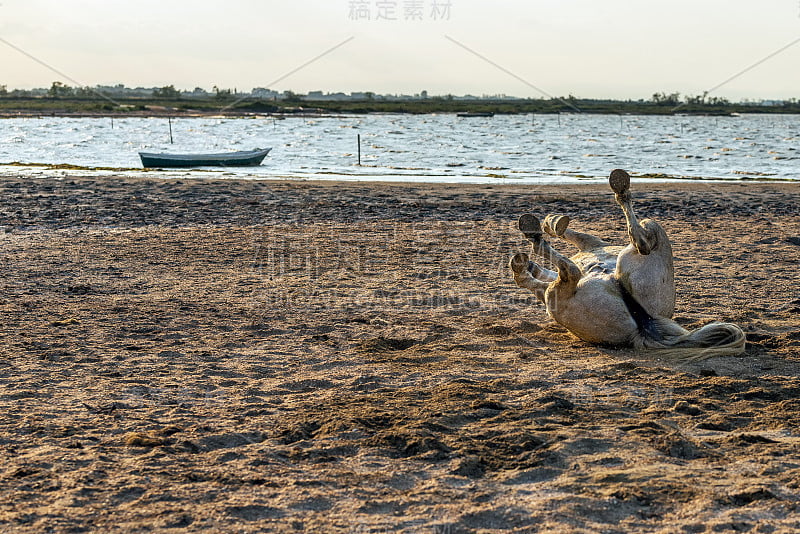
[1,0,799,100]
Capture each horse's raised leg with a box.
[610,169,657,255]
[510,251,557,283]
[519,214,581,290]
[543,214,609,252]
[509,253,550,302]
[610,169,675,318]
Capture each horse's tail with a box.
[618,281,746,362]
[632,317,746,362]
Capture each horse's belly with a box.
[617,244,675,318]
[547,276,637,346]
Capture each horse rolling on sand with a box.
[510,169,745,362]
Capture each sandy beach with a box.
[1,175,799,533]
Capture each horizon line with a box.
[1,84,797,104]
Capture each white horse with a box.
[510,169,745,361]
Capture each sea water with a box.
[0,113,798,183]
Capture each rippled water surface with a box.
[1,113,798,183]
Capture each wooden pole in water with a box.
[557,113,561,127]
[169,117,174,144]
[357,134,361,166]
[111,117,114,129]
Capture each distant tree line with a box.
[0,82,248,100]
[1,81,799,115]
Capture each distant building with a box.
[95,84,128,95]
[304,92,352,101]
[130,87,159,97]
[251,87,280,99]
[183,87,210,98]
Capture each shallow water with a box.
[0,113,798,183]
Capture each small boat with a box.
[456,112,495,118]
[139,148,272,168]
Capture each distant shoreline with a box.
[2,96,800,118]
[1,163,797,185]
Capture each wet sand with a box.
[1,176,799,533]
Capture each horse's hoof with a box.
[609,169,631,195]
[518,214,542,238]
[543,214,570,237]
[510,252,529,274]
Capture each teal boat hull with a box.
[139,148,271,168]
